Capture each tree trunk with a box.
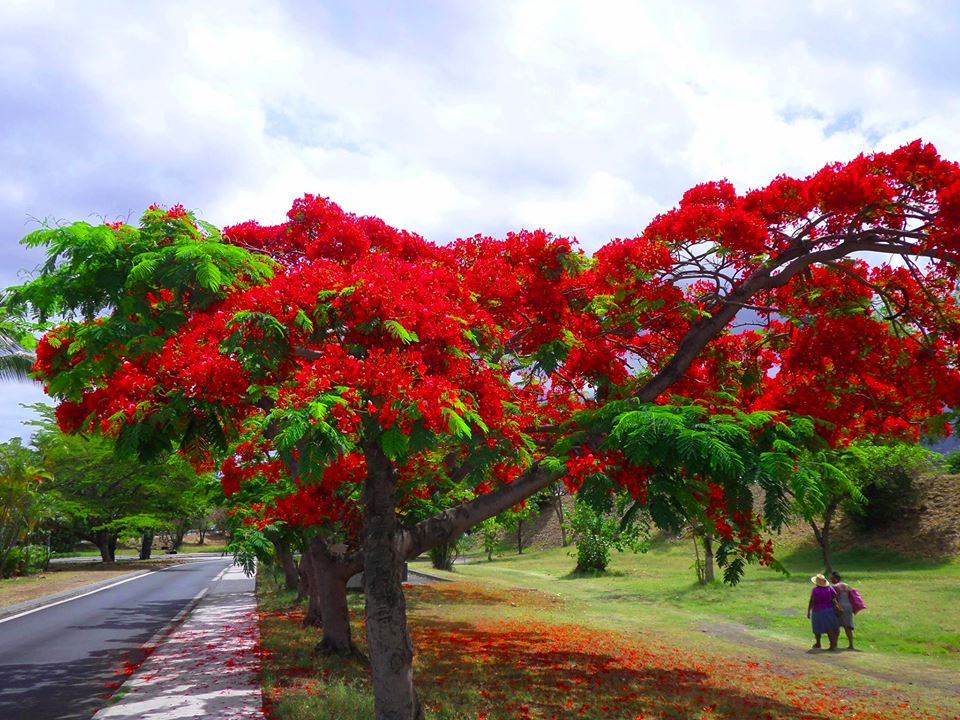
[93,532,117,563]
[363,442,423,720]
[274,539,300,592]
[296,556,308,603]
[692,534,704,583]
[809,501,838,576]
[139,531,154,560]
[703,532,715,583]
[198,525,207,545]
[313,545,357,658]
[554,493,568,547]
[300,537,360,657]
[300,544,324,628]
[516,519,524,554]
[171,519,187,551]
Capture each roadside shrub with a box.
[0,544,49,577]
[429,535,464,571]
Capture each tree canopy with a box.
[8,141,960,719]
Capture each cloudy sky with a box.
[3,0,960,441]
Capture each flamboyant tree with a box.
[9,141,960,720]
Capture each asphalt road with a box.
[0,557,235,720]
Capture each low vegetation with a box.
[258,537,960,720]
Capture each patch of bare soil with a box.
[700,621,960,694]
[839,473,960,559]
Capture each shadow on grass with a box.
[259,579,947,720]
[776,544,956,575]
[410,615,852,720]
[557,568,628,580]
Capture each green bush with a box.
[945,449,960,475]
[574,521,612,572]
[846,444,938,531]
[429,536,464,571]
[0,544,49,577]
[568,497,649,573]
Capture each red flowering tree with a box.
[10,141,960,720]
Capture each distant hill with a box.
[503,474,960,562]
[925,434,960,455]
[829,472,960,559]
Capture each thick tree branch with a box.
[399,462,555,560]
[633,235,959,404]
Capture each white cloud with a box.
[3,0,960,438]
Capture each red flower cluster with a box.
[27,143,960,575]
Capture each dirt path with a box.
[700,621,959,694]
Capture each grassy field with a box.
[435,538,960,667]
[257,537,960,720]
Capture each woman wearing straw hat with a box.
[807,573,840,650]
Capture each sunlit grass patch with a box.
[257,561,958,720]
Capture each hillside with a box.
[497,474,960,561]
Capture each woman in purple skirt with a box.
[807,573,840,650]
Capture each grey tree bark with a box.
[273,538,300,592]
[362,442,423,720]
[92,531,117,562]
[307,536,362,657]
[139,530,154,560]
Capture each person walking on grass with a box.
[830,571,856,650]
[807,573,840,651]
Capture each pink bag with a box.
[849,588,866,614]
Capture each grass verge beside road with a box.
[0,559,186,610]
[257,539,960,720]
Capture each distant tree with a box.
[493,494,548,556]
[472,516,503,561]
[29,407,211,561]
[549,483,570,547]
[787,445,865,576]
[0,438,49,576]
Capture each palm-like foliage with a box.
[0,291,35,382]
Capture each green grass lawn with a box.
[50,549,110,558]
[423,537,960,675]
[260,537,960,720]
[177,542,229,554]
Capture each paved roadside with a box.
[0,555,220,619]
[93,563,263,720]
[0,569,156,622]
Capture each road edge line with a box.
[136,559,232,657]
[0,558,226,624]
[95,561,236,714]
[0,570,158,625]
